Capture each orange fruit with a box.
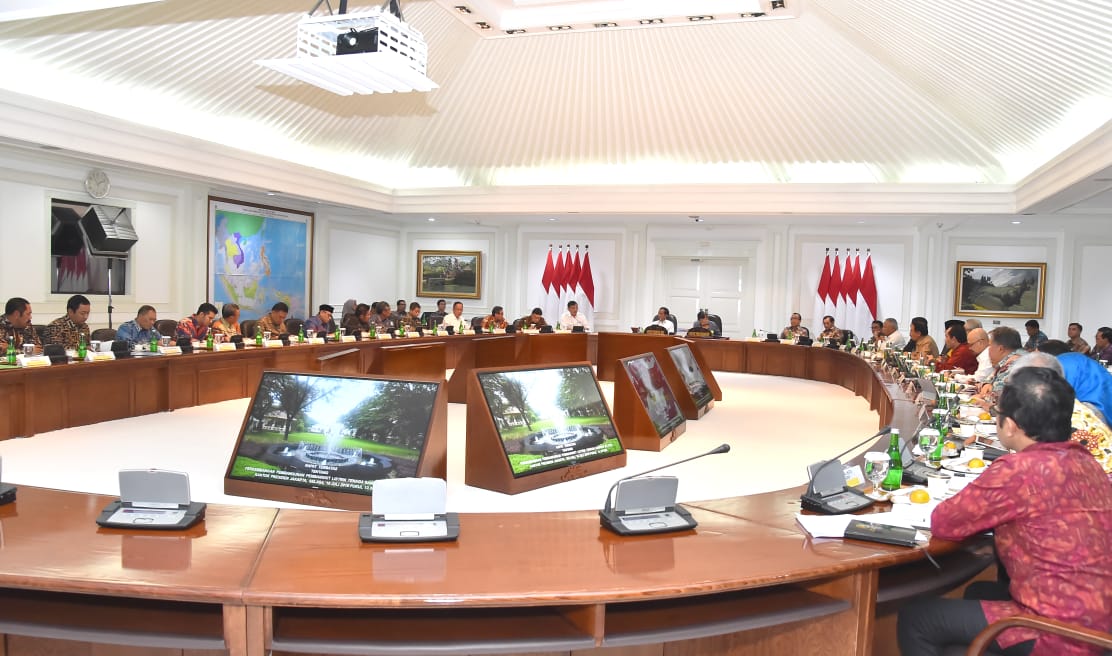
[978,412,992,421]
[967,458,986,469]
[944,441,956,450]
[909,489,931,504]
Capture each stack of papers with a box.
[795,509,931,544]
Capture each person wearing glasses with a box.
[973,326,1025,409]
[898,367,1112,656]
[966,327,994,382]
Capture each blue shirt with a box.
[1024,330,1048,351]
[116,319,161,347]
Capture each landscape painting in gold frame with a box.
[954,261,1046,318]
[417,250,482,299]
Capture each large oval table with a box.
[0,335,990,656]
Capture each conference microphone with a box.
[800,425,890,515]
[600,443,730,536]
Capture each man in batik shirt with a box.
[1,297,41,354]
[43,294,91,350]
[899,367,1112,656]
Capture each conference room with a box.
[0,1,1111,656]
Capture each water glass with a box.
[864,452,890,495]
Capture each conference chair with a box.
[241,319,258,338]
[155,319,178,338]
[707,313,723,334]
[685,327,713,338]
[285,317,304,336]
[951,615,1112,656]
[470,316,484,332]
[90,328,116,342]
[643,324,668,334]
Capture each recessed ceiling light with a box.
[857,220,866,224]
[427,217,436,222]
[1011,220,1022,225]
[548,25,572,31]
[505,28,526,34]
[265,191,278,196]
[547,217,558,222]
[594,22,617,28]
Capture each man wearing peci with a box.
[43,294,91,350]
[116,305,161,347]
[897,367,1112,656]
[1,297,42,354]
[303,304,336,335]
[560,301,589,331]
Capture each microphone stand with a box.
[800,426,891,515]
[600,443,730,536]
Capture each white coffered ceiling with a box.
[0,0,1109,216]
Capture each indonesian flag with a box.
[813,251,832,329]
[827,250,843,320]
[541,246,554,295]
[859,251,878,322]
[839,250,858,328]
[580,246,595,307]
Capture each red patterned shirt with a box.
[176,317,210,341]
[935,342,978,375]
[931,441,1112,655]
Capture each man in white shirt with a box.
[560,301,589,331]
[440,301,466,333]
[879,318,907,349]
[967,327,994,382]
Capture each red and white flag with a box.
[839,250,858,328]
[859,250,879,327]
[813,250,832,329]
[827,250,843,321]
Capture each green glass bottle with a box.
[255,330,263,347]
[6,336,16,365]
[149,333,158,353]
[205,330,214,350]
[881,429,904,491]
[77,332,87,360]
[298,325,306,344]
[334,326,341,342]
[369,324,377,339]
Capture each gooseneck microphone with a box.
[600,444,730,535]
[801,425,891,514]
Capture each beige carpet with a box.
[0,372,878,513]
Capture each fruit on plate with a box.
[944,441,956,450]
[909,489,931,504]
[979,412,992,421]
[967,458,986,469]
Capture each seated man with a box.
[255,302,290,337]
[342,303,372,335]
[1,297,42,354]
[398,302,424,331]
[818,315,843,345]
[779,312,809,340]
[43,294,91,350]
[211,303,241,337]
[517,307,548,330]
[907,316,939,359]
[429,299,448,325]
[967,327,994,382]
[647,306,675,334]
[689,311,721,337]
[934,323,977,374]
[1023,319,1048,351]
[1091,326,1112,362]
[440,301,466,333]
[116,305,161,347]
[481,305,508,331]
[369,302,396,333]
[560,301,589,331]
[176,303,218,341]
[973,326,1025,409]
[303,304,336,335]
[897,367,1112,656]
[879,318,907,350]
[866,320,884,345]
[1067,322,1090,354]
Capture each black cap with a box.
[319,304,334,313]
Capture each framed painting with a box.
[417,250,482,299]
[207,196,313,320]
[954,261,1046,318]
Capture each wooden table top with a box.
[0,486,276,602]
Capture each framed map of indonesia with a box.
[207,197,313,320]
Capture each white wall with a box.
[2,146,1109,341]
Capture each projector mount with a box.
[309,0,403,21]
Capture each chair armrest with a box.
[967,615,1112,656]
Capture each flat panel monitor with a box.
[224,371,442,509]
[475,364,624,478]
[620,353,684,437]
[666,344,713,409]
